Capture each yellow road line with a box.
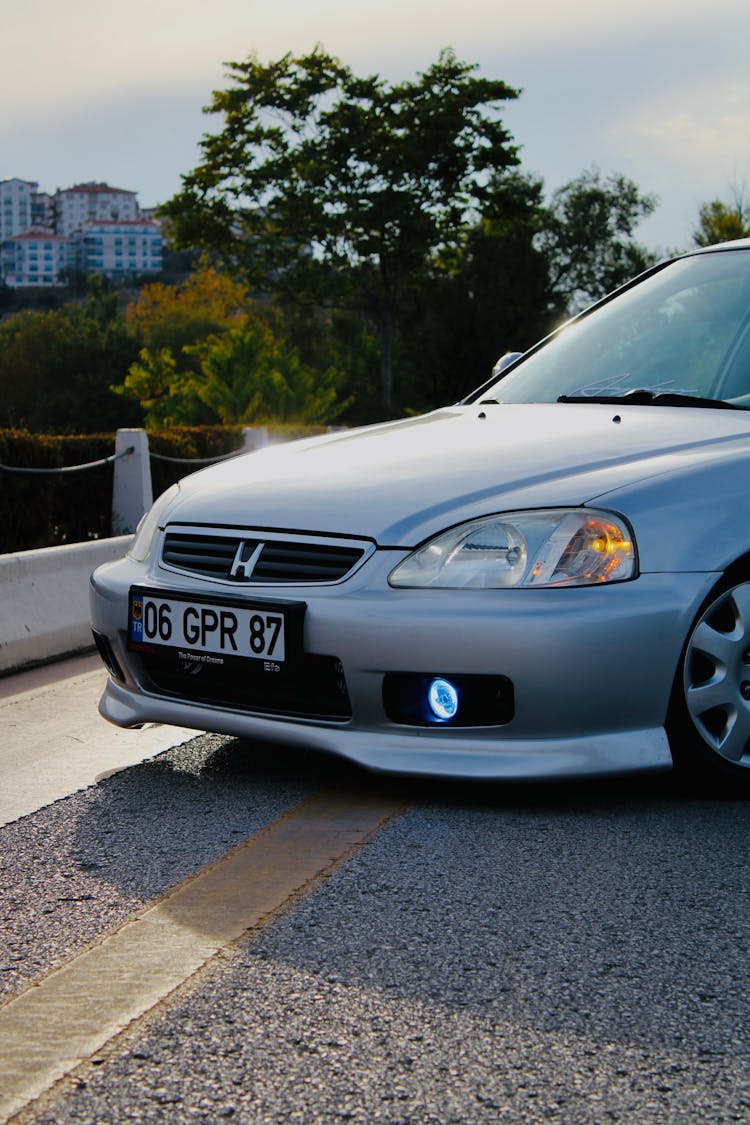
[0,790,405,1122]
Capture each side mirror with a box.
[491,351,523,379]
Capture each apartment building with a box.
[80,219,163,277]
[54,182,139,237]
[0,179,36,240]
[1,231,72,287]
[0,178,163,286]
[31,191,54,230]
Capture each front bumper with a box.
[90,550,717,779]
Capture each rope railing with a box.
[0,428,271,547]
[0,446,135,475]
[0,445,247,475]
[149,448,245,466]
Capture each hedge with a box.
[0,425,325,554]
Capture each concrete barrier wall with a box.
[0,425,299,675]
[0,536,133,674]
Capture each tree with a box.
[126,262,249,354]
[114,263,256,427]
[694,191,750,246]
[114,346,210,428]
[536,168,658,311]
[160,47,521,415]
[397,170,560,407]
[186,325,348,425]
[0,280,142,432]
[393,166,658,410]
[117,318,349,428]
[116,263,351,426]
[271,302,382,424]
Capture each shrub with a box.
[0,425,324,553]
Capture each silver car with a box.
[91,239,750,784]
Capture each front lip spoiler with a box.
[98,677,674,781]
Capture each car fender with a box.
[589,448,750,575]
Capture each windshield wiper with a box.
[557,389,747,410]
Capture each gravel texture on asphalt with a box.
[21,774,750,1124]
[0,734,316,1004]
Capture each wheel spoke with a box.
[690,620,741,668]
[686,675,731,716]
[728,584,750,635]
[713,710,750,763]
[681,581,750,772]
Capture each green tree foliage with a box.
[115,264,350,427]
[160,47,521,415]
[125,263,249,353]
[115,346,211,428]
[537,168,658,311]
[693,194,750,246]
[113,263,254,427]
[398,170,562,407]
[392,166,657,409]
[0,279,142,432]
[270,302,382,425]
[186,325,348,425]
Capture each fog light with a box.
[428,678,459,721]
[382,673,514,727]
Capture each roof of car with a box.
[692,238,750,253]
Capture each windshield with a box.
[473,248,750,407]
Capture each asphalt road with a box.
[2,723,750,1124]
[0,654,193,827]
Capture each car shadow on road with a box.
[60,730,749,923]
[154,736,750,1064]
[6,732,747,1039]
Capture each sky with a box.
[2,0,749,253]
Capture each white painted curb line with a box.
[0,537,133,674]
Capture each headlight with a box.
[127,483,181,562]
[388,509,636,589]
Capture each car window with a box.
[479,250,750,406]
[716,316,750,401]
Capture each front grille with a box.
[137,649,351,720]
[162,531,368,585]
[162,535,236,577]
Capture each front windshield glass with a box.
[475,248,750,407]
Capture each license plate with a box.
[128,588,304,664]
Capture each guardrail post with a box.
[241,426,270,451]
[112,429,153,534]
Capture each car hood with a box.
[165,403,750,546]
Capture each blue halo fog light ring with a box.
[427,677,460,721]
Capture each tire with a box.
[668,576,750,786]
